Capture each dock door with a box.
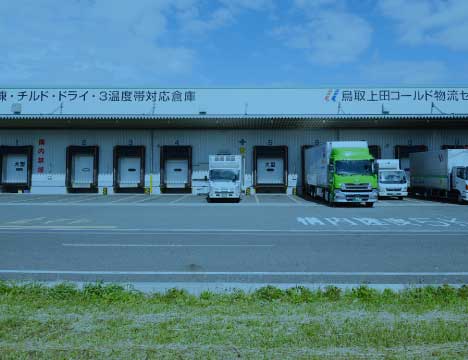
[0,146,33,192]
[113,146,145,193]
[395,145,428,187]
[253,146,288,193]
[66,146,99,193]
[160,146,192,193]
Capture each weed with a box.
[253,286,284,301]
[323,286,341,301]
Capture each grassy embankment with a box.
[0,282,467,359]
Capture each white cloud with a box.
[379,0,468,51]
[362,60,450,85]
[273,10,372,65]
[0,0,198,85]
[178,0,275,35]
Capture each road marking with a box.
[6,217,46,225]
[169,194,191,204]
[0,228,467,234]
[0,225,116,230]
[68,196,102,203]
[254,194,259,204]
[62,243,274,248]
[287,195,302,204]
[109,195,142,203]
[133,196,154,203]
[1,270,468,276]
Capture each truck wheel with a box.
[365,202,374,208]
[207,197,212,203]
[398,196,403,200]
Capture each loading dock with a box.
[395,145,428,170]
[160,146,192,193]
[395,145,428,186]
[66,146,99,193]
[113,146,145,193]
[253,146,288,193]
[0,146,33,192]
[369,145,382,159]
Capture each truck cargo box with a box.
[410,149,468,191]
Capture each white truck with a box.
[375,159,408,199]
[304,141,378,206]
[410,149,468,203]
[207,155,242,202]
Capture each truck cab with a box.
[452,166,468,203]
[329,148,378,206]
[376,159,408,199]
[208,155,242,202]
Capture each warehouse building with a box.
[0,87,467,195]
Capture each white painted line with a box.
[62,243,274,248]
[254,194,259,204]
[133,196,154,203]
[68,196,103,203]
[1,227,467,235]
[0,225,116,230]
[288,195,302,204]
[7,196,47,203]
[109,195,142,203]
[169,194,191,204]
[6,217,46,225]
[1,270,468,276]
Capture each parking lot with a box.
[0,193,460,207]
[0,191,467,286]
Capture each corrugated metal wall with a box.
[2,128,468,192]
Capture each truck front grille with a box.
[343,183,371,192]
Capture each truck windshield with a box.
[210,169,239,181]
[379,170,406,184]
[335,160,373,176]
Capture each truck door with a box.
[66,146,99,192]
[0,146,33,192]
[113,146,145,192]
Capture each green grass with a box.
[0,282,467,359]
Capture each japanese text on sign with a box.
[0,89,196,103]
[324,89,468,103]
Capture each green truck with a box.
[304,141,378,207]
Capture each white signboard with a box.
[0,87,467,116]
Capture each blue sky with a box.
[1,0,467,87]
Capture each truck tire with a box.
[398,196,403,200]
[365,202,374,208]
[207,197,212,203]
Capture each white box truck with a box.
[410,149,468,203]
[304,141,378,207]
[375,159,408,199]
[207,155,242,202]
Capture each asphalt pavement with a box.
[0,194,467,289]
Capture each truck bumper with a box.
[208,192,240,199]
[334,190,378,203]
[378,191,408,197]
